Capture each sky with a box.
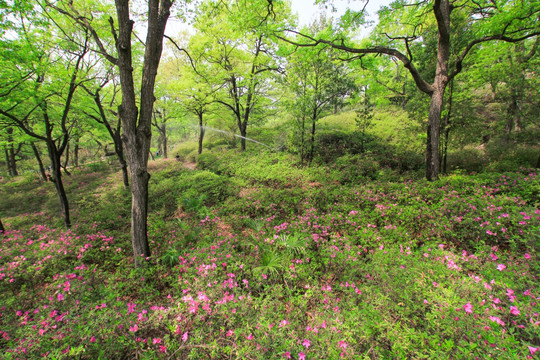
[164,0,394,40]
[290,0,394,29]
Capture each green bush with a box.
[183,170,237,205]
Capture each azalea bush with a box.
[1,159,539,359]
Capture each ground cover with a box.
[0,156,538,359]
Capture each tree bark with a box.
[114,0,172,266]
[441,79,454,174]
[46,138,71,228]
[32,143,48,181]
[198,112,205,155]
[5,127,19,176]
[0,218,4,233]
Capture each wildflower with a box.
[338,340,348,349]
[298,352,306,360]
[159,345,167,353]
[524,253,531,260]
[424,299,428,304]
[246,334,254,340]
[510,306,521,316]
[489,316,505,326]
[489,253,498,261]
[463,302,473,314]
[283,351,291,359]
[90,336,96,342]
[153,338,161,344]
[529,346,539,356]
[302,339,310,349]
[129,324,138,332]
[497,264,507,271]
[57,293,64,301]
[182,331,189,342]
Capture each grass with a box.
[0,154,539,359]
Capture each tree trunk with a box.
[240,124,247,152]
[47,140,71,228]
[0,218,4,233]
[309,115,316,163]
[426,89,444,181]
[128,164,151,265]
[441,79,454,174]
[162,122,168,158]
[74,141,79,167]
[198,112,205,155]
[5,127,18,176]
[114,0,172,266]
[32,143,48,182]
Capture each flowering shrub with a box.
[1,160,538,359]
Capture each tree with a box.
[82,77,130,188]
[194,0,288,151]
[279,0,540,180]
[50,0,175,265]
[0,10,90,228]
[284,21,356,163]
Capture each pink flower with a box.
[246,334,254,340]
[338,340,348,349]
[497,264,507,271]
[57,293,64,301]
[90,336,96,343]
[529,346,539,355]
[525,253,531,260]
[159,345,167,353]
[490,253,498,261]
[424,299,428,304]
[298,352,306,360]
[510,306,521,316]
[463,302,473,314]
[302,339,310,349]
[182,331,189,342]
[283,351,291,359]
[489,316,505,326]
[153,338,162,344]
[129,324,138,332]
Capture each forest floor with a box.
[0,153,539,359]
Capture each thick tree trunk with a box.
[128,165,151,264]
[426,0,451,181]
[114,0,172,266]
[198,113,205,155]
[32,143,48,182]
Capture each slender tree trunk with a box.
[5,128,18,176]
[240,123,247,152]
[0,218,4,233]
[113,130,129,188]
[441,79,454,174]
[309,115,316,163]
[47,140,71,228]
[74,141,79,167]
[32,143,48,181]
[300,116,305,163]
[62,141,71,175]
[162,122,167,158]
[198,112,205,155]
